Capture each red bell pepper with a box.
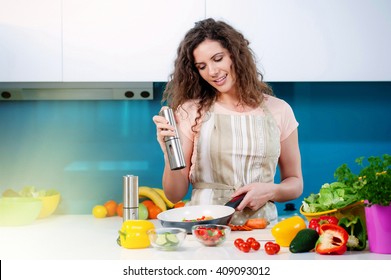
[309,215,339,234]
[315,223,349,255]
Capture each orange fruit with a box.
[174,201,186,208]
[104,200,118,217]
[141,200,155,209]
[148,204,162,219]
[116,202,123,217]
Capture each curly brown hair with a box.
[162,18,273,130]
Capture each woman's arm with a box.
[233,128,303,211]
[152,108,193,203]
[274,128,304,200]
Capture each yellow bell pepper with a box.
[118,220,155,249]
[271,216,306,247]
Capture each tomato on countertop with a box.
[265,242,280,255]
[118,220,155,249]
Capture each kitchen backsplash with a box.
[0,82,390,215]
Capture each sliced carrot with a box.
[244,218,269,229]
[228,224,253,231]
[242,225,253,231]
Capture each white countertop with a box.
[1,215,390,260]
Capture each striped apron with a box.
[188,103,280,224]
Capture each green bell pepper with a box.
[338,215,367,251]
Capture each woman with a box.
[152,18,303,223]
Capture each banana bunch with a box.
[153,188,175,209]
[138,186,175,212]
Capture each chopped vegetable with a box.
[315,224,349,255]
[154,232,179,247]
[182,215,213,222]
[228,224,253,231]
[193,226,227,246]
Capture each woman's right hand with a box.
[152,106,177,153]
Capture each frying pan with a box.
[157,194,245,233]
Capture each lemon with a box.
[92,205,107,218]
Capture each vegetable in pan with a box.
[182,215,213,222]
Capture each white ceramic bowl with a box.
[157,205,235,233]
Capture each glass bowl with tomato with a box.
[191,224,231,247]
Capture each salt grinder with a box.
[123,175,138,221]
[159,107,186,170]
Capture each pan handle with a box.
[224,193,245,209]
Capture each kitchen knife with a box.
[225,193,246,209]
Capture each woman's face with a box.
[193,39,237,95]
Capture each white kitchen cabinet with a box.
[0,0,62,82]
[62,0,205,82]
[206,0,391,81]
[2,0,389,83]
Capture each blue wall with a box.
[0,82,390,214]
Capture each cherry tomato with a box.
[246,237,256,244]
[250,241,261,251]
[239,242,251,253]
[265,241,280,255]
[234,238,245,249]
[196,228,208,238]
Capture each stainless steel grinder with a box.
[123,175,138,221]
[159,107,186,170]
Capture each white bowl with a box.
[157,205,235,233]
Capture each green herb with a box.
[335,154,391,207]
[302,154,391,212]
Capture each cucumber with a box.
[154,232,179,247]
[166,233,179,245]
[289,228,319,253]
[155,234,168,246]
